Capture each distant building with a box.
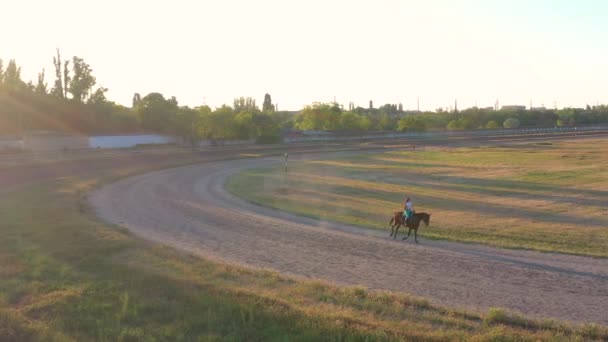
[482,106,494,111]
[501,105,526,111]
[530,106,547,111]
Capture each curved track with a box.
[91,152,608,325]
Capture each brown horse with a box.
[389,211,431,243]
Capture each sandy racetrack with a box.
[91,153,608,325]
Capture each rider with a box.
[403,197,414,224]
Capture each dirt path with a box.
[90,153,608,325]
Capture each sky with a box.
[2,0,607,111]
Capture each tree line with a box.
[2,51,608,144]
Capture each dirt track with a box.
[91,152,608,325]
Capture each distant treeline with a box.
[2,51,608,143]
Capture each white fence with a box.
[283,126,608,143]
[0,139,23,150]
[199,138,256,147]
[89,135,178,149]
[4,126,608,151]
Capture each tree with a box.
[87,87,108,105]
[174,106,201,146]
[234,97,258,113]
[503,118,520,129]
[398,116,427,132]
[51,49,64,98]
[63,60,70,98]
[199,105,238,140]
[262,93,274,112]
[69,57,96,103]
[447,120,462,130]
[235,111,256,139]
[485,120,500,129]
[339,111,364,130]
[138,92,179,133]
[295,103,341,130]
[378,113,394,130]
[132,93,141,108]
[35,69,48,94]
[3,59,23,88]
[253,112,281,143]
[0,58,4,84]
[369,100,373,109]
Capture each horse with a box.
[389,211,431,243]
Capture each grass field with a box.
[2,149,607,341]
[227,138,608,257]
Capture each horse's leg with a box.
[414,228,419,243]
[393,223,401,240]
[402,228,411,240]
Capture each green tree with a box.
[63,60,70,98]
[196,105,213,138]
[262,93,274,112]
[398,116,427,132]
[253,112,281,143]
[174,107,201,146]
[199,105,239,140]
[447,120,463,130]
[35,69,48,94]
[503,118,520,129]
[0,58,4,84]
[339,111,369,130]
[295,103,341,130]
[235,111,256,139]
[485,120,500,129]
[378,113,394,130]
[234,97,258,113]
[87,87,108,105]
[69,57,96,103]
[132,93,141,108]
[3,59,23,88]
[138,93,179,133]
[51,49,64,98]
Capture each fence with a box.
[0,139,23,151]
[283,126,608,143]
[89,135,178,149]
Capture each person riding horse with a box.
[403,197,414,225]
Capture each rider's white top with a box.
[405,201,412,209]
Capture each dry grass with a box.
[227,138,608,257]
[2,142,608,340]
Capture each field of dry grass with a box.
[227,138,608,257]
[2,141,608,340]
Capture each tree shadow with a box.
[410,176,608,208]
[297,175,608,229]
